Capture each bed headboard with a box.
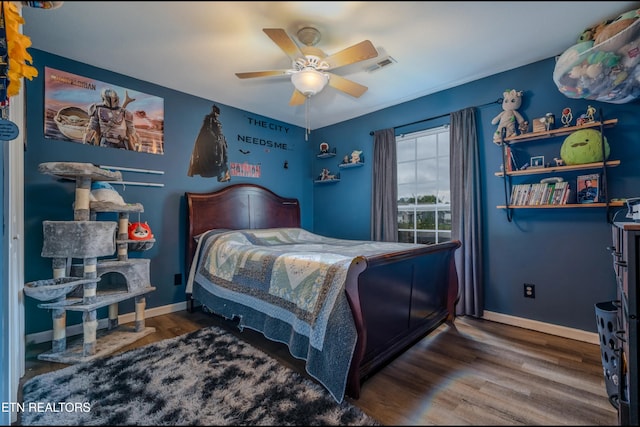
[185,183,300,273]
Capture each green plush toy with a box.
[560,128,610,165]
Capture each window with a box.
[397,125,451,244]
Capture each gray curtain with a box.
[450,107,483,317]
[371,128,398,242]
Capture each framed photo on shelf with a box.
[576,173,600,203]
[530,155,544,168]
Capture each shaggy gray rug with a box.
[21,326,379,426]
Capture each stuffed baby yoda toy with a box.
[491,89,525,144]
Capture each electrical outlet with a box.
[174,273,182,286]
[524,283,535,298]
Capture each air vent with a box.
[365,56,397,73]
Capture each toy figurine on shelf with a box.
[561,107,573,127]
[319,168,336,181]
[350,150,363,164]
[491,89,525,144]
[519,120,529,134]
[576,105,597,126]
[543,113,555,131]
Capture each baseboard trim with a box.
[25,301,187,345]
[482,310,599,345]
[26,305,599,347]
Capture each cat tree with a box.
[24,162,156,363]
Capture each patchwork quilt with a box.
[188,227,423,402]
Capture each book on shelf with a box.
[529,183,541,205]
[562,186,571,204]
[542,183,555,205]
[517,184,530,205]
[510,183,524,205]
[550,181,568,205]
[510,184,519,205]
[503,145,519,172]
[576,173,600,204]
[509,181,570,206]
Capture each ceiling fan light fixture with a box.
[291,68,329,96]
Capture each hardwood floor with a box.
[17,310,617,426]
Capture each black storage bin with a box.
[595,300,621,405]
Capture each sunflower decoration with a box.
[0,1,39,101]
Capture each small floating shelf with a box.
[339,162,364,169]
[317,147,337,158]
[317,152,337,159]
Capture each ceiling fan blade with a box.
[324,40,378,70]
[327,73,368,98]
[289,89,307,106]
[263,28,303,62]
[235,70,290,79]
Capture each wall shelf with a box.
[495,160,621,177]
[317,146,337,158]
[339,162,364,169]
[497,201,625,209]
[496,112,618,222]
[503,119,618,144]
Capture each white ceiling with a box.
[21,1,640,130]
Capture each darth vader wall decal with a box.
[187,104,231,182]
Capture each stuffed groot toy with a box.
[491,89,525,144]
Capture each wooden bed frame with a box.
[185,183,461,399]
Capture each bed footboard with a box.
[344,240,461,399]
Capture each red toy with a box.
[128,221,154,241]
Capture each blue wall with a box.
[23,49,313,335]
[22,49,640,336]
[312,57,640,333]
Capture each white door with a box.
[2,79,26,426]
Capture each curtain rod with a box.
[369,98,503,136]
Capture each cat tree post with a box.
[135,295,146,332]
[117,212,129,261]
[108,304,118,330]
[74,176,91,221]
[82,256,98,356]
[109,211,131,330]
[50,257,67,352]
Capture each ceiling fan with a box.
[235,27,379,106]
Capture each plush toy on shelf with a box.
[491,89,525,144]
[559,128,610,165]
[350,150,363,163]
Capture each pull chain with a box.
[305,96,311,141]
